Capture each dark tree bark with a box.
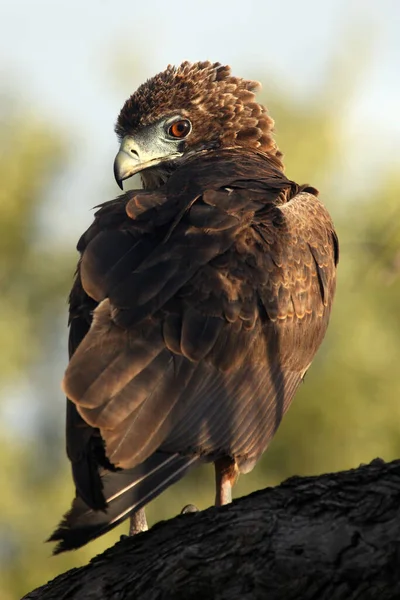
[23,458,400,600]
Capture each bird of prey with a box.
[49,61,339,554]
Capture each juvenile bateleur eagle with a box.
[49,61,339,553]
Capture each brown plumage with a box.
[115,61,282,163]
[49,61,338,553]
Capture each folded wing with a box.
[56,149,338,550]
[65,150,338,473]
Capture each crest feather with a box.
[115,61,282,164]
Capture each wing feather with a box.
[57,149,338,550]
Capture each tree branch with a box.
[23,458,400,600]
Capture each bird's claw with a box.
[180,504,199,514]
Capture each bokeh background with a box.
[1,0,399,597]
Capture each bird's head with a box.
[114,61,283,189]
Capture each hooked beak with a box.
[114,136,161,190]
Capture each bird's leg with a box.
[129,508,148,536]
[214,457,238,506]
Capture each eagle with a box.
[49,61,338,554]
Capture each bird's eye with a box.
[168,119,192,139]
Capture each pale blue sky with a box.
[1,0,399,244]
[2,1,399,132]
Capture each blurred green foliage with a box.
[0,62,399,599]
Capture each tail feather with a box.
[49,452,198,554]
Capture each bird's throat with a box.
[140,164,176,190]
